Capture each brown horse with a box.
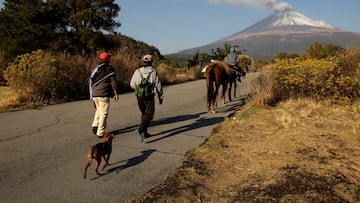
[205,61,231,113]
[205,61,247,113]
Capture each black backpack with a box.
[135,71,153,98]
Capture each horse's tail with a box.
[206,63,215,110]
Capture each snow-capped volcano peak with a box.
[223,9,340,41]
[271,10,333,28]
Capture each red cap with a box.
[99,52,112,61]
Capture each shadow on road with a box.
[151,112,206,126]
[111,124,138,136]
[216,96,247,113]
[110,113,208,137]
[145,97,247,143]
[146,116,224,144]
[110,96,246,143]
[91,149,157,180]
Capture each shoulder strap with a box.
[138,69,144,79]
[146,70,154,80]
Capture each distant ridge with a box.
[177,10,360,58]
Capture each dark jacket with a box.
[90,62,118,98]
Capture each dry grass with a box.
[0,86,49,112]
[133,99,360,202]
[0,86,18,112]
[243,68,280,106]
[157,63,202,85]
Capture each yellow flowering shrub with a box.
[4,50,57,102]
[271,57,360,102]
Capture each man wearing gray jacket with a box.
[130,54,163,142]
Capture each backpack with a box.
[135,71,153,98]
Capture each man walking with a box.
[130,54,163,142]
[89,52,119,138]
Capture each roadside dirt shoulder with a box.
[133,100,360,202]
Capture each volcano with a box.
[225,9,340,39]
[177,10,360,58]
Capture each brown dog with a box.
[83,133,114,179]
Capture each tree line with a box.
[0,0,162,86]
[0,0,121,62]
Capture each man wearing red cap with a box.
[89,52,119,138]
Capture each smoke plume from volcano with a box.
[207,0,292,12]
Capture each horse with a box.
[205,61,231,113]
[205,61,247,113]
[227,65,247,101]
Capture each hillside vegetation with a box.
[0,49,202,111]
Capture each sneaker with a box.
[143,132,153,138]
[135,129,144,143]
[97,135,104,139]
[92,127,98,135]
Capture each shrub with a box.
[54,53,90,100]
[0,50,6,85]
[4,50,92,103]
[270,57,360,102]
[4,50,57,102]
[246,67,278,106]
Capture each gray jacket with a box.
[89,62,118,98]
[227,52,238,65]
[130,66,163,99]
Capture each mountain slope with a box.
[177,10,360,58]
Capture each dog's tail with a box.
[83,148,94,179]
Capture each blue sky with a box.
[117,0,360,54]
[1,0,359,54]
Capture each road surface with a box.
[0,79,247,202]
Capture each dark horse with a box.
[205,61,246,113]
[228,65,247,101]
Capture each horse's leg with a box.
[232,78,237,98]
[213,68,222,112]
[222,80,228,105]
[228,81,233,102]
[233,79,237,98]
[206,77,212,112]
[206,67,216,113]
[214,84,219,109]
[210,82,217,113]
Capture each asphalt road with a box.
[0,79,247,203]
